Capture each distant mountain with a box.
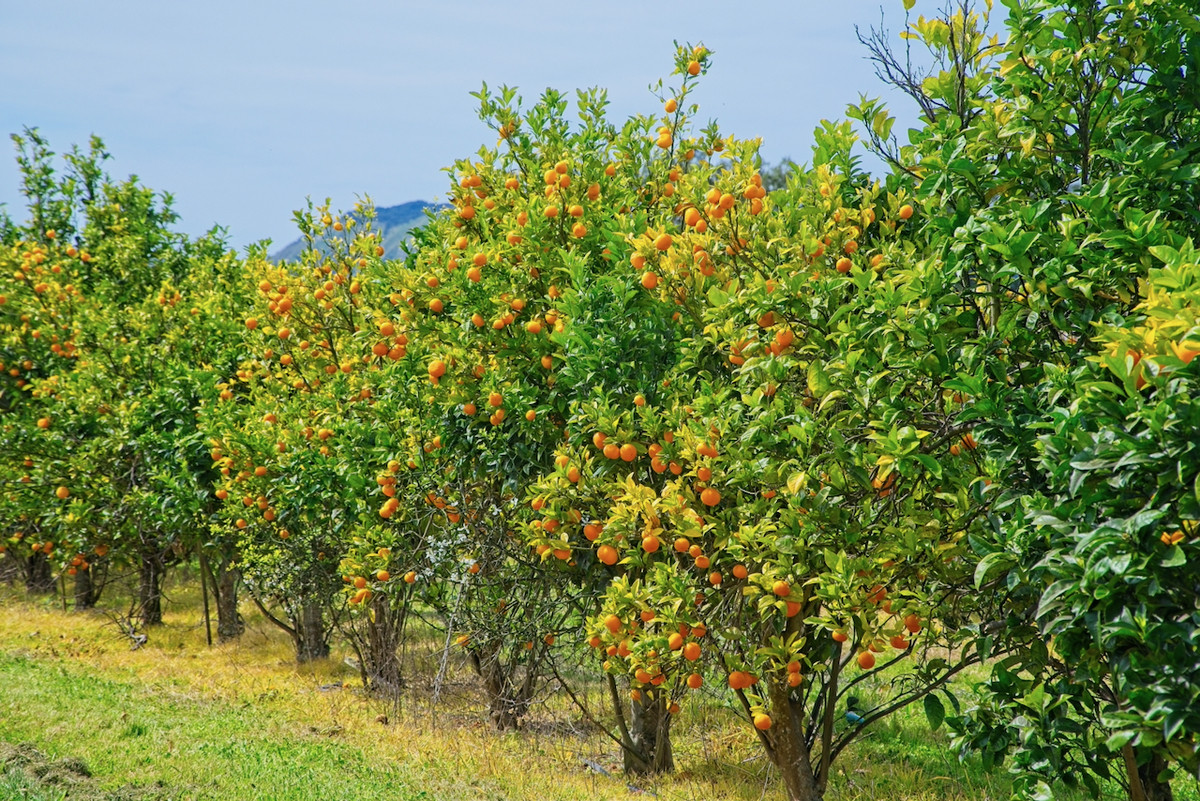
[271,200,446,262]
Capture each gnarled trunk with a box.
[766,678,823,801]
[25,552,55,594]
[623,689,674,775]
[73,567,97,610]
[469,641,538,731]
[214,563,244,642]
[137,549,164,626]
[1125,747,1174,801]
[0,552,19,583]
[361,593,403,694]
[295,600,329,662]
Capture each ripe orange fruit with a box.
[898,204,914,220]
[728,671,750,690]
[700,487,720,506]
[857,651,876,670]
[668,633,684,650]
[604,613,622,633]
[619,443,637,462]
[732,563,748,580]
[890,635,910,650]
[462,403,477,416]
[683,642,701,661]
[404,571,417,584]
[55,486,70,500]
[377,570,390,582]
[687,60,701,76]
[598,545,619,566]
[642,535,661,553]
[603,442,620,460]
[687,672,703,689]
[772,580,791,597]
[665,98,678,113]
[904,614,922,634]
[836,257,852,273]
[753,713,772,731]
[592,432,607,449]
[428,359,447,378]
[245,318,258,330]
[641,272,659,290]
[654,233,673,251]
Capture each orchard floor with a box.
[0,577,1187,801]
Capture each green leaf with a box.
[1161,545,1185,568]
[915,454,943,478]
[807,361,832,399]
[903,0,916,9]
[1148,245,1179,264]
[924,693,945,731]
[974,551,1013,588]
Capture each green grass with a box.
[0,771,68,801]
[0,652,431,800]
[2,580,1197,801]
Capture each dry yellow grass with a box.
[0,577,1036,801]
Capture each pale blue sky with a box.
[0,1,928,250]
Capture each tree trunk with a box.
[294,600,329,662]
[469,641,535,730]
[214,563,244,642]
[73,567,96,610]
[624,690,674,775]
[767,678,823,801]
[1137,752,1174,801]
[362,593,402,694]
[0,552,19,583]
[25,552,55,594]
[137,549,164,626]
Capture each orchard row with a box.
[3,5,1199,800]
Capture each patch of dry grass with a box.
[0,577,1040,801]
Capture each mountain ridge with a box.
[271,200,446,261]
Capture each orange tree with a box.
[573,128,1002,801]
[364,45,735,748]
[414,52,1016,798]
[855,2,1200,798]
[0,130,243,623]
[0,130,94,595]
[199,202,433,669]
[401,44,997,789]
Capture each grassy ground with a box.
[0,576,1189,801]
